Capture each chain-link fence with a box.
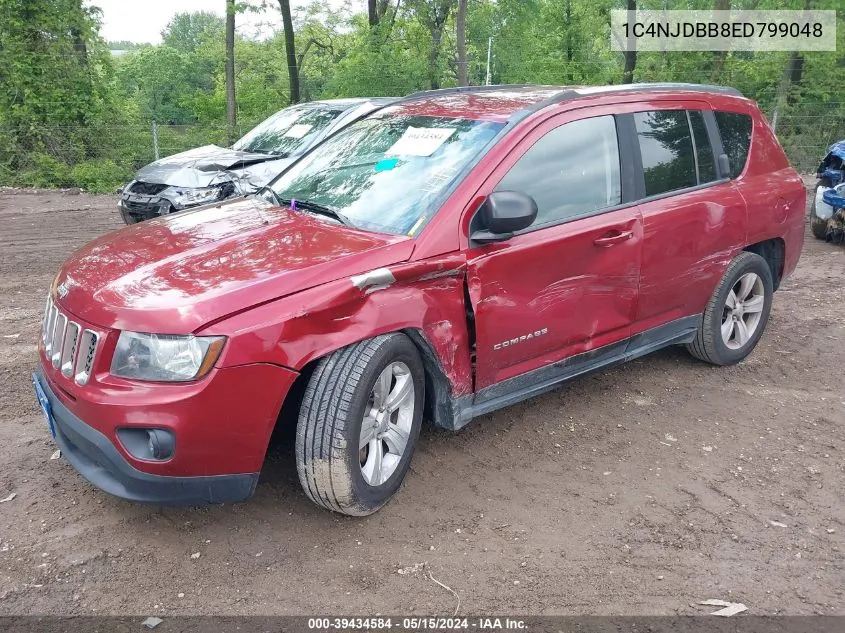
[0,103,842,193]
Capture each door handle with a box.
[593,230,633,247]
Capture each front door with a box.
[465,113,643,391]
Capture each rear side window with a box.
[714,111,753,179]
[495,115,621,226]
[689,111,716,183]
[634,110,697,196]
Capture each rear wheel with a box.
[686,251,773,366]
[296,333,424,516]
[810,178,831,241]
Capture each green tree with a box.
[162,11,225,53]
[406,0,454,89]
[0,0,113,167]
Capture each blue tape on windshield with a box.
[374,158,399,172]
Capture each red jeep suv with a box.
[33,84,805,515]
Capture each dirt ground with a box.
[0,186,842,617]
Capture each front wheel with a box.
[119,206,142,225]
[686,251,773,366]
[296,333,424,516]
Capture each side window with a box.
[715,111,753,179]
[634,110,696,196]
[689,110,716,183]
[494,115,621,226]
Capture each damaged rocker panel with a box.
[444,315,701,431]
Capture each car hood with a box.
[54,197,413,333]
[134,145,295,189]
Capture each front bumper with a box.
[34,369,258,505]
[119,194,172,222]
[119,181,239,222]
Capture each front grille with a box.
[122,199,156,212]
[122,198,168,220]
[42,297,99,386]
[130,181,168,195]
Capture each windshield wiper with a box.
[234,147,287,157]
[254,186,280,205]
[278,198,353,227]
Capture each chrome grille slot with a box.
[40,295,100,386]
[74,330,99,386]
[61,322,80,377]
[44,302,58,354]
[50,313,67,367]
[42,297,52,345]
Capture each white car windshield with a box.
[232,104,343,156]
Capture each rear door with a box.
[464,110,643,390]
[626,104,748,331]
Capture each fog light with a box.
[148,431,161,459]
[117,428,175,461]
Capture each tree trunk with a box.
[565,0,573,82]
[225,0,237,145]
[456,0,468,86]
[413,0,452,90]
[770,0,811,129]
[429,26,443,89]
[621,0,637,83]
[278,0,300,104]
[369,1,394,29]
[709,0,731,82]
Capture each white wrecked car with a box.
[118,98,393,224]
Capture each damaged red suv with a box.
[34,84,805,515]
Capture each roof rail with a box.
[524,82,744,119]
[401,84,565,102]
[400,82,742,106]
[574,82,743,97]
[389,82,745,129]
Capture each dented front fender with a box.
[203,254,474,399]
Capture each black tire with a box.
[119,207,142,225]
[811,216,829,241]
[686,251,774,366]
[296,333,424,516]
[810,179,831,241]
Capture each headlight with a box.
[161,185,227,210]
[110,332,226,382]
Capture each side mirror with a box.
[470,191,538,244]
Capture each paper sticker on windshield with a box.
[284,124,313,139]
[386,127,456,157]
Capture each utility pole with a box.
[485,37,493,86]
[152,120,159,160]
[225,0,237,145]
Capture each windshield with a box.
[232,104,344,156]
[269,113,504,235]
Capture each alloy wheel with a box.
[721,272,765,350]
[358,361,415,486]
